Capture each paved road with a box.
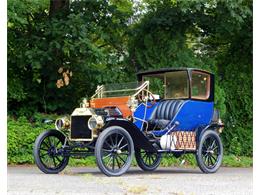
[8,166,252,195]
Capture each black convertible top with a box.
[136,67,213,77]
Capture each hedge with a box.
[8,114,252,167]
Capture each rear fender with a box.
[104,119,157,152]
[196,124,224,144]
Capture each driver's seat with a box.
[147,100,184,130]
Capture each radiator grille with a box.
[70,115,92,140]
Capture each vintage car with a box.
[33,68,224,176]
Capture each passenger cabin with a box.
[134,68,215,135]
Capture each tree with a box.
[7,0,252,156]
[128,0,252,156]
[8,0,134,115]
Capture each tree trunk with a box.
[49,0,70,17]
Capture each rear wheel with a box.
[33,129,69,174]
[196,130,223,173]
[95,126,134,176]
[135,148,162,171]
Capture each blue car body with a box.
[134,100,214,136]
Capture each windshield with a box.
[142,74,165,98]
[92,82,143,98]
[165,71,189,99]
[142,70,189,99]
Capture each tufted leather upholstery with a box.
[147,100,184,130]
[150,100,184,120]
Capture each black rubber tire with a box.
[196,130,223,173]
[33,129,69,174]
[135,148,162,171]
[95,126,134,176]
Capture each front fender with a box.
[104,119,157,152]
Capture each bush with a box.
[7,114,55,164]
[8,113,253,166]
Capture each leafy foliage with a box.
[8,0,252,156]
[128,0,252,156]
[7,116,252,167]
[7,115,54,164]
[8,0,134,115]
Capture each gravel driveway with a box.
[7,166,252,195]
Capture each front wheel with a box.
[33,129,69,174]
[196,130,223,173]
[95,126,134,176]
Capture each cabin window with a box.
[165,71,189,99]
[191,71,210,100]
[143,74,165,98]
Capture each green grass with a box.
[222,155,253,167]
[67,154,252,168]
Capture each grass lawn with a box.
[67,154,253,168]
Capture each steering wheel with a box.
[137,89,156,108]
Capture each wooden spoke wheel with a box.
[33,130,69,174]
[135,148,162,171]
[196,130,223,173]
[95,126,134,176]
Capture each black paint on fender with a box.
[105,119,157,152]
